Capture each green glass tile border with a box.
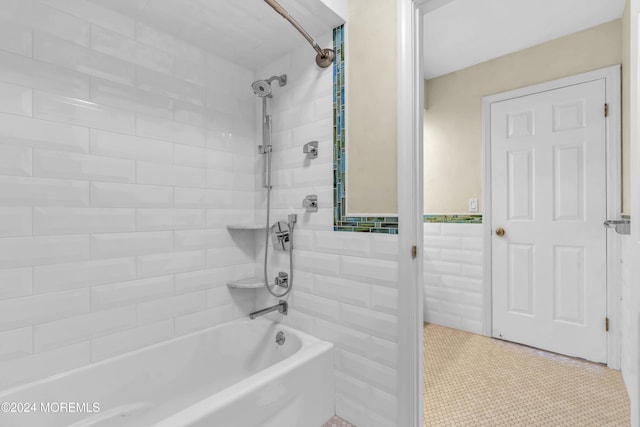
[333,25,398,235]
[423,214,483,224]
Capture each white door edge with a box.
[626,2,639,424]
[397,0,428,426]
[481,65,622,369]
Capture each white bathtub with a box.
[0,318,335,427]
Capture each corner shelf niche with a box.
[225,225,267,290]
[227,278,265,289]
[226,224,267,231]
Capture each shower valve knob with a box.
[303,195,318,212]
[303,141,318,159]
[274,272,289,288]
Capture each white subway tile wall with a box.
[0,0,256,389]
[0,5,401,426]
[424,223,484,334]
[253,36,400,426]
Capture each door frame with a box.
[481,65,622,369]
[626,1,639,423]
[397,0,435,425]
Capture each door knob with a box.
[495,227,505,237]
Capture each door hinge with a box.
[604,103,609,117]
[605,317,609,332]
[411,245,417,259]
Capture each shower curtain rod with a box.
[263,0,335,68]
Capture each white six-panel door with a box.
[491,79,608,363]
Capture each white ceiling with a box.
[423,0,626,79]
[89,0,344,70]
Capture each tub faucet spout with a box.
[249,300,288,319]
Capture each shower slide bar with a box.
[263,0,335,68]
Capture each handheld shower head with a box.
[251,75,287,98]
[252,80,272,98]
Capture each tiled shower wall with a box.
[424,223,484,334]
[0,0,259,389]
[254,33,401,426]
[0,4,402,425]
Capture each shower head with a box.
[252,80,272,98]
[251,75,287,98]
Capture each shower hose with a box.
[262,146,294,298]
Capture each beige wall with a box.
[424,19,624,214]
[346,0,397,215]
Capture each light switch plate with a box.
[468,198,478,213]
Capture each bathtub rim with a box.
[0,317,330,398]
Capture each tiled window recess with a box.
[253,30,400,425]
[0,4,400,426]
[332,25,398,234]
[424,222,484,334]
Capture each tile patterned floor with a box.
[322,415,356,427]
[424,323,630,426]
